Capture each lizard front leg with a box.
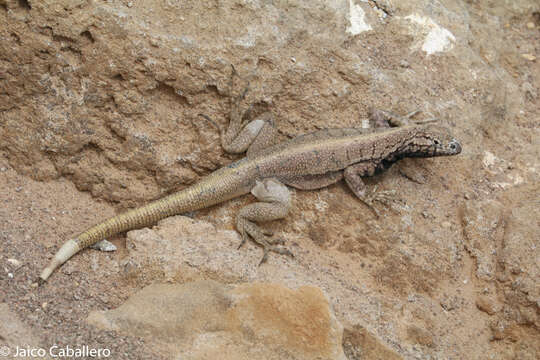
[344,163,398,217]
[369,108,437,128]
[237,178,293,264]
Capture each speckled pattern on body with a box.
[40,93,461,282]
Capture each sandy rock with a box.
[88,280,346,360]
[342,325,402,360]
[1,0,539,359]
[0,303,51,360]
[475,295,501,316]
[405,325,434,348]
[461,200,503,281]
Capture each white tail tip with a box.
[39,239,80,281]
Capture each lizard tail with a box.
[39,239,80,281]
[38,178,231,282]
[39,189,196,282]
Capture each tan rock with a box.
[88,280,346,360]
[1,0,540,359]
[461,200,504,281]
[342,325,403,360]
[406,325,434,347]
[475,295,501,315]
[0,303,51,360]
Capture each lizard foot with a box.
[237,219,293,264]
[360,186,401,217]
[370,109,439,127]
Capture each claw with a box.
[269,237,284,245]
[238,220,293,264]
[262,228,274,236]
[258,245,293,266]
[361,187,402,217]
[198,113,222,133]
[413,117,439,125]
[237,229,248,249]
[404,110,421,119]
[259,250,269,265]
[405,109,440,125]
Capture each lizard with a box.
[39,68,462,282]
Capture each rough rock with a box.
[88,280,346,360]
[1,0,539,359]
[0,303,51,360]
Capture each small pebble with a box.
[91,239,117,252]
[526,22,535,29]
[16,186,22,192]
[0,167,6,171]
[521,53,536,61]
[8,273,14,278]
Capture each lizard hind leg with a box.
[236,178,294,264]
[221,66,278,155]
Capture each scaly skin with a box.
[40,119,461,282]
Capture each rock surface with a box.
[88,280,346,360]
[1,0,539,359]
[0,303,52,360]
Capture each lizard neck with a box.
[375,127,425,171]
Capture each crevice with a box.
[369,0,392,17]
[533,12,540,27]
[52,34,75,43]
[18,0,31,10]
[155,80,189,105]
[112,73,125,81]
[204,84,221,97]
[51,32,81,55]
[80,30,95,43]
[11,33,21,45]
[256,57,276,72]
[62,45,82,55]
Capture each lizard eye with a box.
[450,143,456,150]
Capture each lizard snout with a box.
[449,139,461,154]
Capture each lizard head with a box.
[407,124,462,157]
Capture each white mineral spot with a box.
[7,258,21,268]
[507,173,524,185]
[314,197,329,212]
[404,14,456,55]
[346,0,372,35]
[482,151,497,168]
[361,118,370,129]
[235,26,257,48]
